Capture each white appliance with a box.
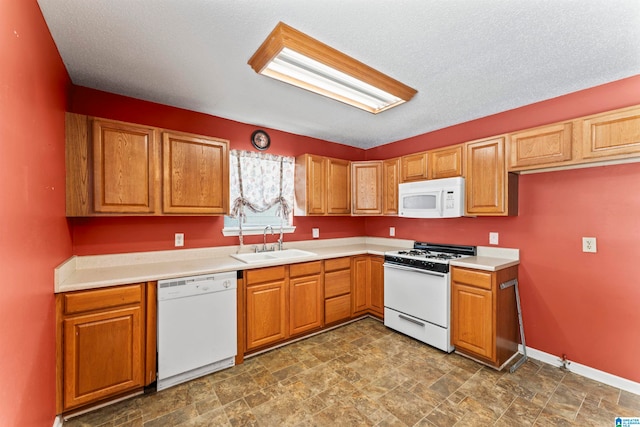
[157,271,237,391]
[383,242,476,352]
[398,176,465,218]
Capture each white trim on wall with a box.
[520,345,640,396]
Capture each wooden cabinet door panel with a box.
[466,137,507,215]
[92,120,157,213]
[327,158,351,214]
[382,158,399,215]
[451,283,494,360]
[162,132,228,214]
[582,107,640,159]
[307,155,327,215]
[401,152,428,182]
[429,145,463,179]
[352,161,382,215]
[290,275,323,336]
[369,256,384,316]
[351,256,369,315]
[63,307,144,410]
[246,281,287,350]
[508,122,573,169]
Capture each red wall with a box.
[366,76,640,383]
[0,1,72,425]
[69,87,366,254]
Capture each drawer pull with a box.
[398,314,425,327]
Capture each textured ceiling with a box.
[37,0,640,149]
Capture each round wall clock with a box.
[251,130,270,151]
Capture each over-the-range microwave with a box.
[398,176,465,218]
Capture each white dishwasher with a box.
[157,271,237,391]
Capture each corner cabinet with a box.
[65,113,229,216]
[351,161,383,215]
[294,154,350,215]
[351,255,384,318]
[451,266,519,369]
[56,283,156,413]
[382,158,400,215]
[465,136,518,216]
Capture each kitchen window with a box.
[222,150,295,240]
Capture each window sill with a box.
[221,226,296,237]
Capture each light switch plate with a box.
[312,228,319,239]
[489,232,499,245]
[389,227,395,237]
[175,233,184,247]
[582,237,597,253]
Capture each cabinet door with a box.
[162,132,229,214]
[246,280,287,350]
[429,145,463,179]
[290,274,323,336]
[306,155,327,215]
[327,158,351,214]
[368,256,384,317]
[382,158,399,215]
[400,152,428,182]
[351,256,369,315]
[508,122,573,170]
[63,307,144,410]
[92,119,157,213]
[352,161,382,215]
[451,283,494,361]
[466,137,517,216]
[582,106,640,159]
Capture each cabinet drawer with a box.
[324,269,351,298]
[246,266,286,285]
[325,294,351,324]
[452,268,492,290]
[64,284,143,315]
[290,261,322,278]
[324,257,351,272]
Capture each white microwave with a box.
[398,177,465,218]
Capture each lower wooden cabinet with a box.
[324,257,352,324]
[56,282,155,413]
[245,266,288,351]
[289,262,323,336]
[451,265,519,368]
[352,255,384,318]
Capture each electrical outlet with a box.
[175,233,184,247]
[389,227,395,237]
[582,237,597,253]
[489,232,499,245]
[312,228,319,239]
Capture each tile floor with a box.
[64,318,639,426]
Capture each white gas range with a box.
[383,242,476,352]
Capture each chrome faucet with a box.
[262,225,274,252]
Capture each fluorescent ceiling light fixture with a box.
[248,22,417,114]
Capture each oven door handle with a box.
[383,263,446,277]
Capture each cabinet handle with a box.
[398,314,425,327]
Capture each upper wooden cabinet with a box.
[400,151,428,182]
[352,161,383,215]
[295,154,350,215]
[582,106,640,160]
[91,119,158,214]
[428,144,464,179]
[162,132,229,214]
[507,122,573,171]
[465,137,518,216]
[382,158,400,215]
[66,113,229,216]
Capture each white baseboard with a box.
[52,415,63,427]
[519,345,640,395]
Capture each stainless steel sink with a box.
[230,248,316,264]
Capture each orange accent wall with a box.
[1,1,72,425]
[365,76,640,383]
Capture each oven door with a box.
[383,262,449,327]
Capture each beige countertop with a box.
[450,246,520,271]
[55,237,412,293]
